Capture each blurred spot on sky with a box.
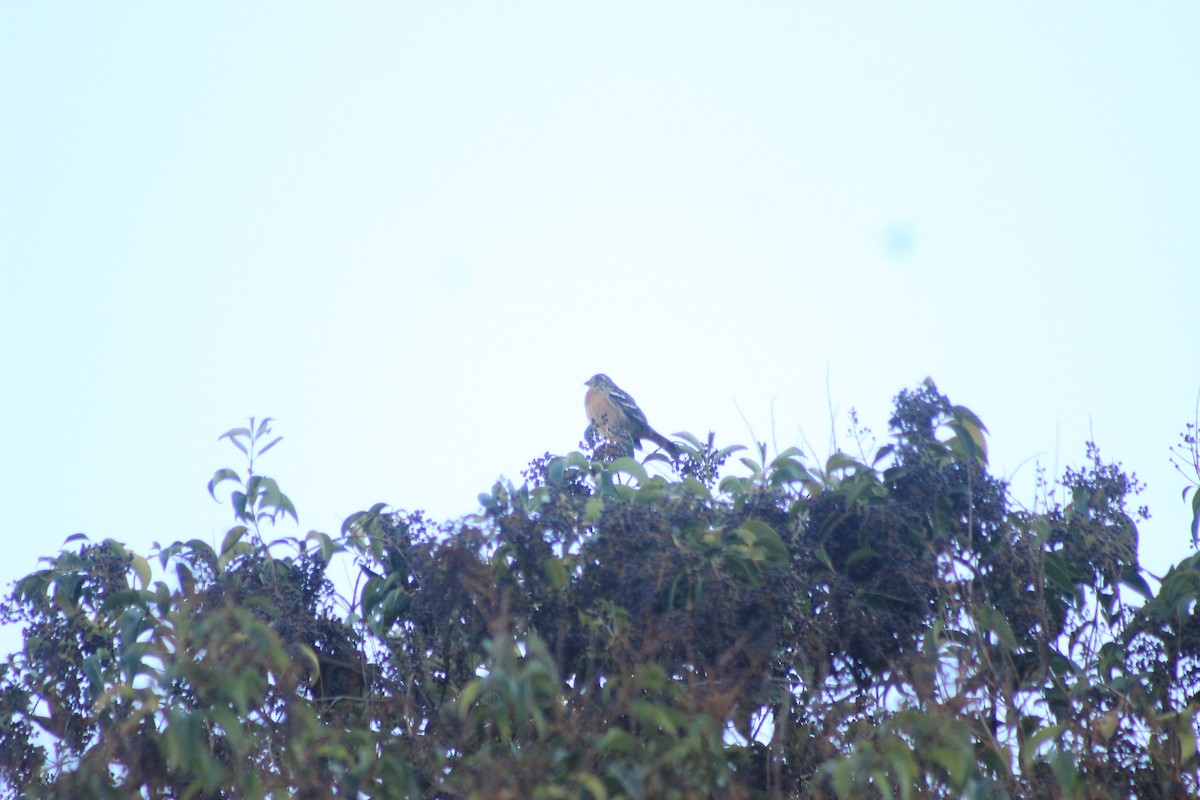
[881,220,918,263]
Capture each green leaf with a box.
[120,642,151,683]
[116,606,145,646]
[845,547,882,571]
[231,490,248,522]
[975,603,1018,650]
[941,417,986,464]
[1179,713,1198,761]
[295,643,321,678]
[221,526,248,555]
[872,443,896,466]
[254,416,274,439]
[543,556,568,590]
[737,520,789,564]
[679,476,713,502]
[929,745,966,784]
[246,475,264,505]
[719,475,748,496]
[81,654,105,700]
[130,554,152,589]
[770,459,814,486]
[830,759,854,797]
[980,739,1013,777]
[1192,490,1200,544]
[219,427,251,454]
[165,709,202,769]
[278,493,299,524]
[457,679,485,716]
[869,769,893,800]
[1094,711,1119,741]
[609,457,648,483]
[813,544,835,572]
[154,581,172,615]
[596,727,636,754]
[739,457,764,475]
[824,452,864,473]
[1120,565,1153,599]
[176,562,195,595]
[1043,552,1078,595]
[306,530,342,562]
[575,773,609,800]
[950,403,987,431]
[217,541,253,570]
[1020,723,1064,771]
[207,468,241,501]
[184,538,218,563]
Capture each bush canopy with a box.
[3,380,1200,799]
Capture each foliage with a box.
[2,384,1199,798]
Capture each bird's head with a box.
[584,373,615,389]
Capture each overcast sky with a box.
[3,5,1198,657]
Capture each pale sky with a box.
[3,5,1198,659]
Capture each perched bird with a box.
[584,373,679,458]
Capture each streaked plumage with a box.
[584,373,678,458]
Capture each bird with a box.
[584,373,679,459]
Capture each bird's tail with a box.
[647,429,679,459]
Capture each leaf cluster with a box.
[2,386,1199,799]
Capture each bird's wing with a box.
[608,388,650,429]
